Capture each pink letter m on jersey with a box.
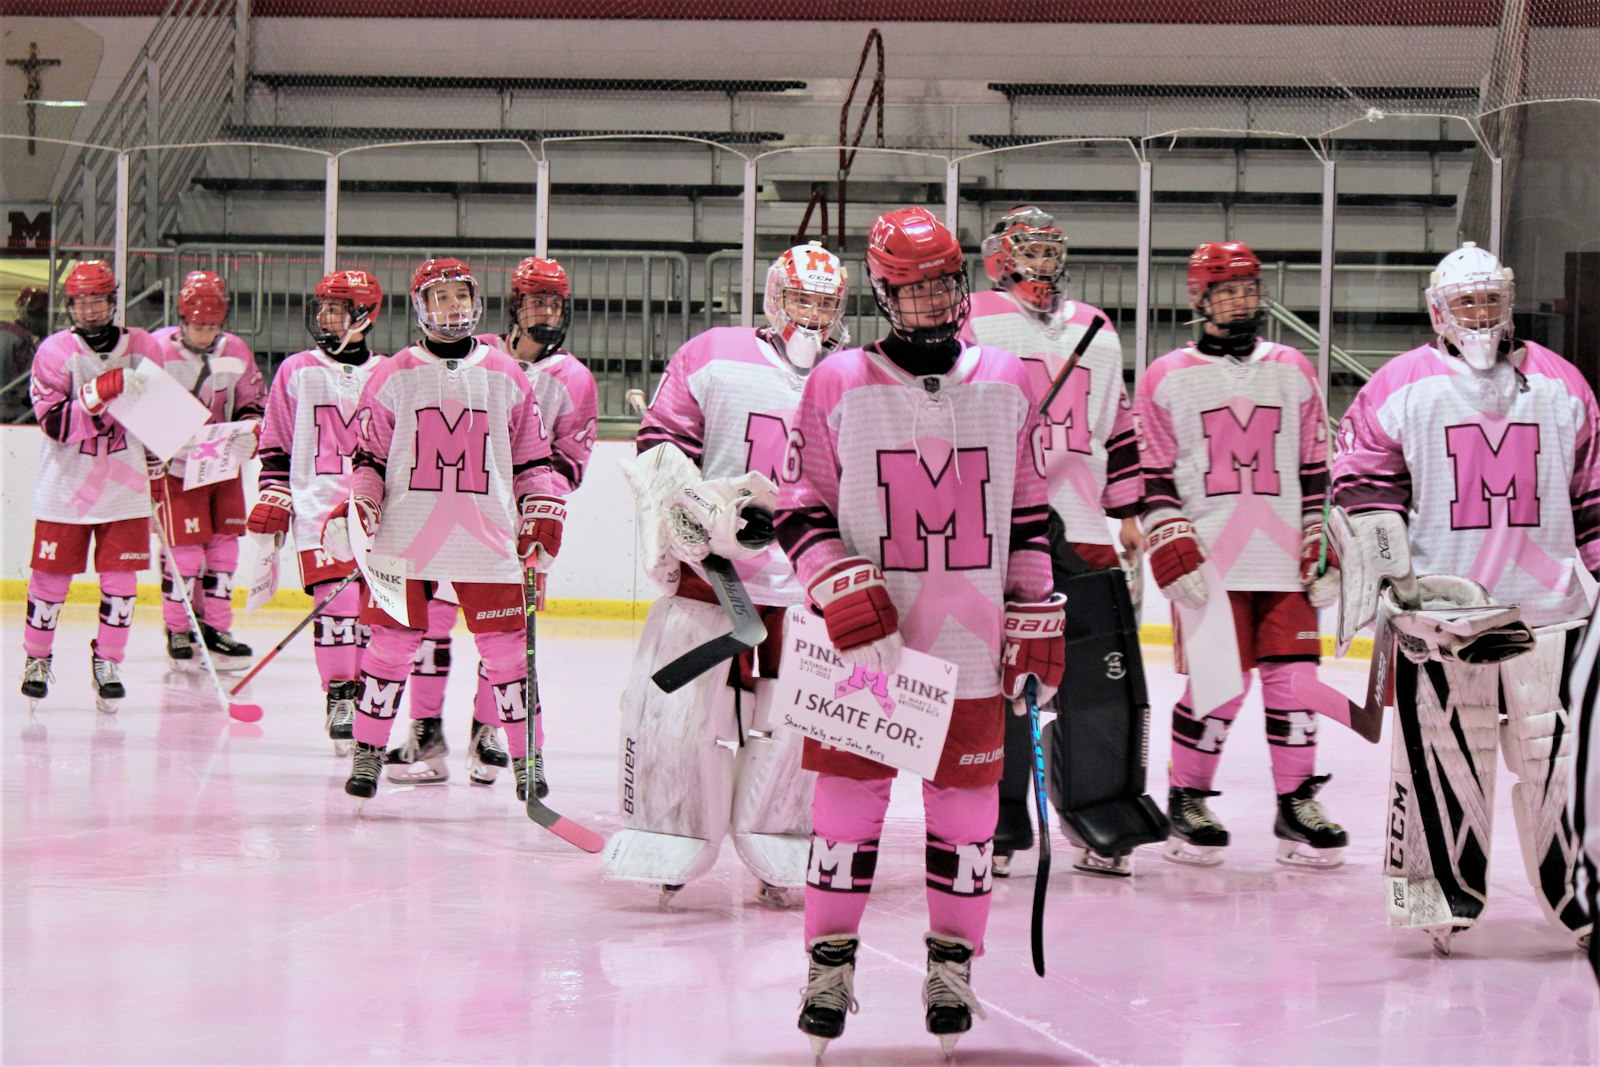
[1202,405,1282,496]
[1446,422,1541,528]
[409,408,491,494]
[312,404,362,475]
[877,449,992,572]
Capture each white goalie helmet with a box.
[1426,242,1514,371]
[764,241,849,370]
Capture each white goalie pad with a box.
[1329,507,1420,655]
[1386,654,1501,935]
[730,676,817,888]
[618,443,702,595]
[1385,574,1534,666]
[603,596,737,885]
[1500,623,1591,937]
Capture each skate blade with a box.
[657,884,683,911]
[167,659,198,674]
[1163,840,1225,867]
[807,1035,831,1063]
[468,769,500,786]
[27,697,45,713]
[939,1033,963,1060]
[991,855,1012,878]
[1274,841,1345,869]
[332,740,353,757]
[384,758,449,784]
[754,884,803,910]
[210,655,252,673]
[94,697,121,715]
[1431,930,1455,957]
[1073,850,1132,877]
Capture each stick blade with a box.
[227,701,265,723]
[525,799,606,853]
[1289,672,1381,744]
[1031,853,1050,977]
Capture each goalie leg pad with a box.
[1500,624,1591,938]
[1386,656,1500,936]
[603,596,737,885]
[731,676,817,888]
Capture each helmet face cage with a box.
[1187,241,1263,338]
[411,258,482,342]
[178,271,229,330]
[763,242,849,369]
[1427,243,1514,371]
[64,260,117,333]
[510,258,572,351]
[865,207,971,347]
[981,206,1067,313]
[870,270,971,348]
[307,270,381,355]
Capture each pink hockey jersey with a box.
[29,327,164,525]
[776,342,1055,699]
[1333,341,1600,628]
[961,290,1140,546]
[637,326,808,607]
[350,342,560,584]
[146,327,266,474]
[1135,340,1329,591]
[257,347,386,555]
[479,335,599,494]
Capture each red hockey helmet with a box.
[410,256,482,341]
[981,205,1067,314]
[307,268,383,354]
[509,256,572,351]
[1186,241,1261,304]
[178,270,229,327]
[865,206,970,346]
[64,260,117,333]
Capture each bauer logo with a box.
[957,747,1005,766]
[622,737,637,815]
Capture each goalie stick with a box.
[1025,677,1052,977]
[523,567,605,853]
[650,554,768,693]
[1036,316,1104,417]
[1288,583,1397,744]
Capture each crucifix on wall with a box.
[7,42,63,156]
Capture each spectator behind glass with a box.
[1,287,49,424]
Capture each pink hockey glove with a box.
[808,556,903,674]
[322,496,379,563]
[1003,594,1068,709]
[518,495,566,571]
[1300,517,1341,609]
[247,486,294,537]
[78,367,143,416]
[1147,516,1208,610]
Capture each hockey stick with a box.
[227,570,359,696]
[155,524,264,723]
[523,566,605,853]
[651,554,768,693]
[1025,677,1051,978]
[1036,316,1103,417]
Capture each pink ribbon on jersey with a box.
[1468,521,1573,599]
[402,496,511,573]
[1204,493,1303,580]
[902,567,1004,668]
[836,665,896,716]
[1048,449,1103,517]
[70,454,150,519]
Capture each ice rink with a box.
[4,602,1597,1065]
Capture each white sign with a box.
[182,419,256,490]
[774,606,957,780]
[107,359,211,463]
[1176,559,1245,717]
[349,503,412,627]
[242,534,281,612]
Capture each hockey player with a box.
[1332,241,1599,954]
[776,208,1062,1057]
[1574,597,1599,981]
[1135,240,1347,869]
[603,241,848,909]
[321,257,565,802]
[963,205,1146,877]
[384,256,598,792]
[247,269,385,753]
[20,261,161,712]
[149,271,266,671]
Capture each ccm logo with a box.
[958,747,1005,766]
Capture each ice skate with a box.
[755,882,803,910]
[1073,847,1133,877]
[922,933,987,1059]
[20,654,52,711]
[797,935,859,1061]
[657,883,684,911]
[511,749,547,799]
[200,624,253,671]
[166,629,197,671]
[990,798,1033,879]
[325,681,357,756]
[90,645,125,714]
[1273,774,1348,869]
[467,722,509,786]
[1165,787,1229,867]
[385,717,449,783]
[345,741,385,801]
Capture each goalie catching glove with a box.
[517,495,566,571]
[322,496,380,564]
[1146,514,1208,609]
[1384,574,1534,666]
[1002,593,1068,709]
[808,556,903,674]
[666,471,779,563]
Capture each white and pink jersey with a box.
[480,336,599,494]
[961,290,1140,546]
[1333,342,1600,628]
[776,342,1055,699]
[29,327,163,525]
[350,342,559,585]
[638,326,807,607]
[146,327,266,474]
[257,347,386,555]
[1135,340,1329,591]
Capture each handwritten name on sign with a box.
[774,605,957,780]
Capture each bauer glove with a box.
[247,485,294,537]
[322,495,379,563]
[1146,514,1208,610]
[78,366,143,416]
[808,556,903,675]
[1003,594,1068,709]
[518,495,566,571]
[1300,517,1340,610]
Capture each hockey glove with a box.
[322,495,380,564]
[78,366,143,416]
[1002,594,1068,709]
[668,471,779,562]
[146,453,169,483]
[808,556,904,675]
[517,495,566,571]
[228,419,261,462]
[1146,516,1209,609]
[1300,517,1341,610]
[247,485,294,537]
